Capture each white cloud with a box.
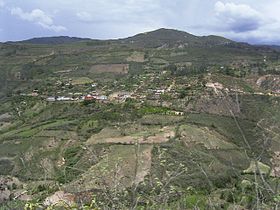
[0,0,4,8]
[11,7,66,32]
[214,1,263,33]
[75,0,164,25]
[76,11,93,22]
[215,1,260,17]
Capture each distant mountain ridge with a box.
[4,28,280,50]
[7,36,91,45]
[3,28,234,46]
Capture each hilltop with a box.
[123,28,233,47]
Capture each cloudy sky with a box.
[0,0,280,44]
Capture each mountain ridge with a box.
[4,28,280,50]
[3,28,234,46]
[5,36,92,45]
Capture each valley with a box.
[0,28,280,209]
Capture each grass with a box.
[1,119,76,139]
[138,106,171,115]
[71,77,93,85]
[184,113,267,157]
[64,144,152,192]
[139,114,184,125]
[0,200,26,210]
[243,161,271,175]
[179,124,238,149]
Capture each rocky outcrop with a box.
[0,176,26,203]
[44,191,76,207]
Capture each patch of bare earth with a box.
[271,151,280,177]
[135,145,153,184]
[44,191,75,207]
[126,52,145,62]
[90,64,129,74]
[0,122,12,131]
[86,126,175,145]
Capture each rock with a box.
[13,190,31,201]
[44,191,75,207]
[0,113,12,122]
[0,190,11,203]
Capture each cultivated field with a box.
[90,64,129,74]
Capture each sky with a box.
[0,0,280,45]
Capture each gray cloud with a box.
[214,1,262,33]
[10,7,66,32]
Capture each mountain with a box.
[122,28,233,47]
[268,45,280,51]
[5,28,233,47]
[8,36,92,45]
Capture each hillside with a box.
[123,28,233,48]
[7,36,92,45]
[0,28,280,209]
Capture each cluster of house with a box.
[20,92,39,97]
[108,92,133,103]
[154,89,165,95]
[46,94,108,102]
[20,89,39,97]
[84,94,108,101]
[205,82,224,90]
[206,82,246,93]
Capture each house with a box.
[31,92,39,97]
[74,92,83,96]
[96,95,108,100]
[84,94,95,101]
[205,82,224,90]
[154,89,165,95]
[174,111,184,116]
[57,96,72,101]
[166,110,184,116]
[46,97,56,102]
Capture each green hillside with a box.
[0,29,280,209]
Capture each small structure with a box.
[56,96,73,101]
[96,95,108,100]
[31,92,39,97]
[84,94,95,101]
[205,82,224,90]
[154,89,165,95]
[174,111,184,116]
[91,83,97,88]
[46,97,56,102]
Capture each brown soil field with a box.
[90,64,129,74]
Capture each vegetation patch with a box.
[71,77,93,85]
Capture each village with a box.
[18,68,280,109]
